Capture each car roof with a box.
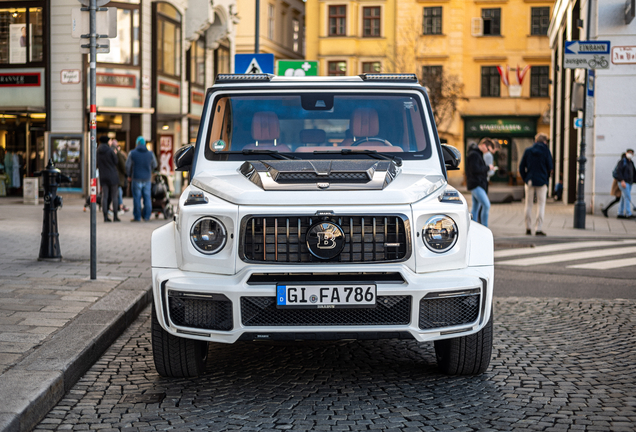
[211,73,423,89]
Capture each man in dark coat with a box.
[519,133,553,235]
[466,138,493,227]
[111,139,130,213]
[96,135,120,222]
[614,149,635,219]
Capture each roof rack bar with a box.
[359,73,418,82]
[215,74,274,83]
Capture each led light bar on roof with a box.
[360,73,418,82]
[215,74,274,83]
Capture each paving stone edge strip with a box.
[0,281,152,432]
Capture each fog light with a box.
[422,215,458,253]
[190,217,227,254]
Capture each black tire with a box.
[151,306,208,377]
[434,313,493,375]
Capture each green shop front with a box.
[464,117,538,185]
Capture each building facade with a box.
[306,0,553,189]
[549,0,636,211]
[0,0,236,196]
[234,0,305,65]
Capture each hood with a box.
[135,136,148,152]
[97,143,111,154]
[191,160,446,206]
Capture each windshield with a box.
[204,92,433,161]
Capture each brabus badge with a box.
[306,221,346,259]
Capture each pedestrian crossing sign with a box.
[234,53,275,74]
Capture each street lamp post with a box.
[255,0,260,54]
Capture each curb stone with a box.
[0,280,152,432]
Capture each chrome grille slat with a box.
[241,215,409,264]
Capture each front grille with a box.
[241,296,411,326]
[168,292,233,331]
[418,293,480,330]
[241,215,409,263]
[276,172,370,183]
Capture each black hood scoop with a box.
[239,159,400,191]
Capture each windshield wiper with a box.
[219,149,299,160]
[313,148,403,167]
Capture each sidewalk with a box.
[0,193,634,432]
[0,195,169,432]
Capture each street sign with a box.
[564,41,611,69]
[234,53,274,74]
[277,60,318,76]
[574,118,583,129]
[71,7,116,38]
[78,0,110,6]
[612,46,636,64]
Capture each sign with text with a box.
[564,41,611,69]
[159,135,174,174]
[50,134,84,192]
[612,46,636,64]
[61,69,81,84]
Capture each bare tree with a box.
[383,17,466,133]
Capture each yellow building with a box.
[235,0,306,64]
[306,0,553,187]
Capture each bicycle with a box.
[587,55,609,69]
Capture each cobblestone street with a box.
[35,297,636,432]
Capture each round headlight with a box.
[190,217,227,255]
[422,215,458,253]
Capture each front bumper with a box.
[152,264,494,344]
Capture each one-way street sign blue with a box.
[234,53,274,74]
[564,41,610,55]
[563,40,611,69]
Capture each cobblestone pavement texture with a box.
[33,298,636,432]
[0,196,168,431]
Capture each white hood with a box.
[191,161,446,206]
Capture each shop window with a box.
[213,40,230,82]
[530,66,549,98]
[329,6,346,36]
[363,7,381,37]
[156,3,181,77]
[482,8,501,36]
[328,61,346,76]
[97,3,140,66]
[0,4,45,66]
[189,38,205,86]
[423,7,442,35]
[362,62,381,73]
[481,66,500,97]
[531,7,550,36]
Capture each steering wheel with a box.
[351,137,393,146]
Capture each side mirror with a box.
[441,144,461,171]
[174,145,195,172]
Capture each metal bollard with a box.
[35,159,72,261]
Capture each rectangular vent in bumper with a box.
[241,296,411,326]
[168,292,233,331]
[241,215,410,263]
[418,291,480,330]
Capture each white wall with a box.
[591,0,636,213]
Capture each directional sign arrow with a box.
[565,41,579,54]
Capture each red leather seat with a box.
[339,108,382,147]
[243,111,291,152]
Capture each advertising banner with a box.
[50,134,84,192]
[159,135,174,174]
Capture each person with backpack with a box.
[613,149,635,219]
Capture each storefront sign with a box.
[96,72,136,88]
[612,46,636,64]
[159,135,174,174]
[464,117,537,137]
[159,80,180,97]
[61,70,81,84]
[49,134,84,192]
[0,72,40,86]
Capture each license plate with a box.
[276,284,377,309]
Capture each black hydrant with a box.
[35,159,72,261]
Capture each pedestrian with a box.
[519,132,553,236]
[126,136,157,222]
[613,149,635,219]
[111,139,130,214]
[601,154,624,217]
[96,135,120,222]
[484,139,499,182]
[466,138,493,227]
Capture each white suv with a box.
[150,73,494,377]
